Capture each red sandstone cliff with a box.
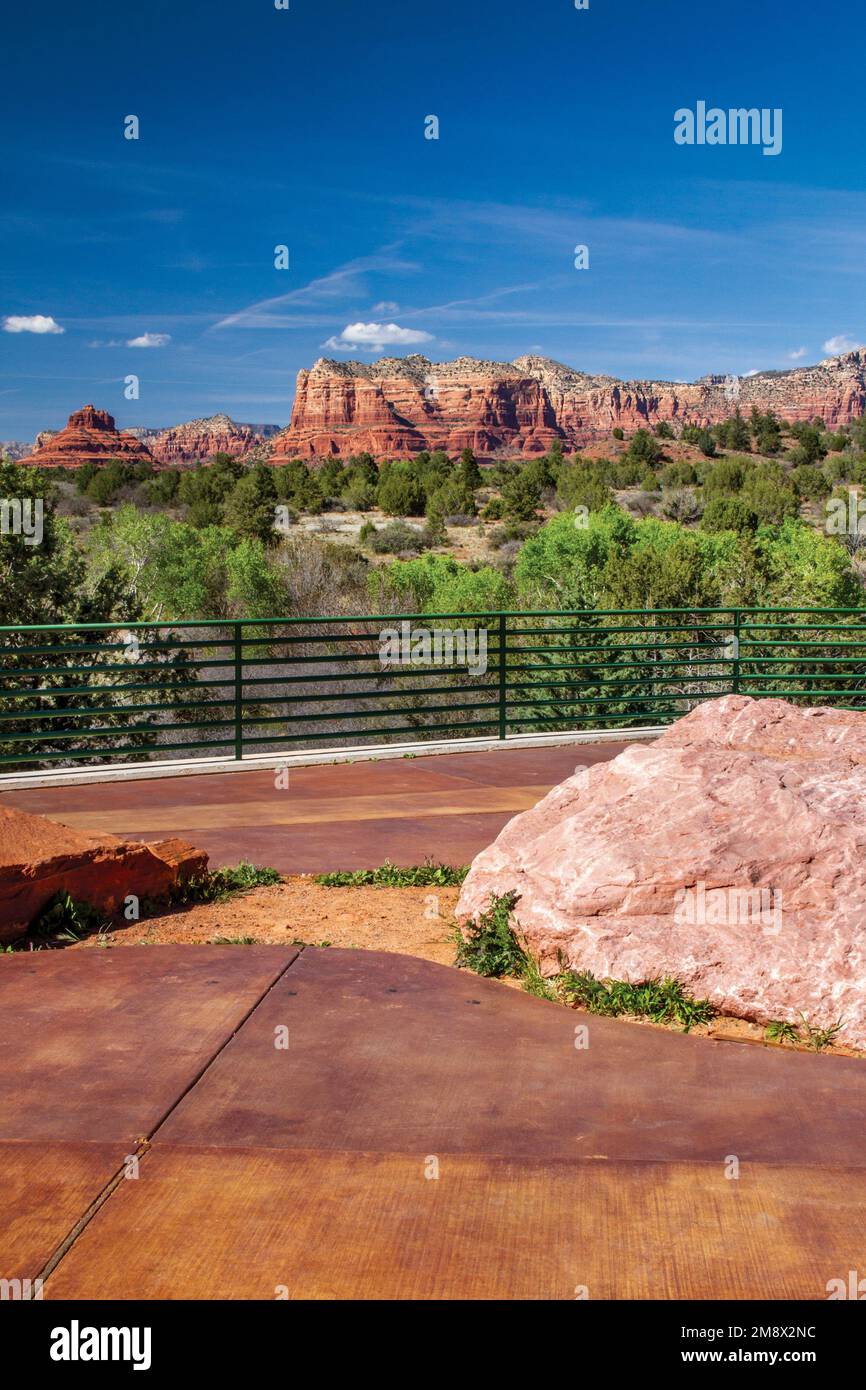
[22,406,154,469]
[271,350,866,459]
[135,414,269,465]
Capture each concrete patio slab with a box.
[4,944,863,1300]
[44,1146,866,1300]
[0,947,295,1145]
[0,742,631,873]
[157,948,866,1165]
[0,1141,124,1283]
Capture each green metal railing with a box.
[1,606,865,772]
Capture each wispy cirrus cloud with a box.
[211,254,419,331]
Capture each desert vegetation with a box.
[3,409,866,767]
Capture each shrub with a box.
[366,520,431,554]
[453,892,527,977]
[700,497,758,534]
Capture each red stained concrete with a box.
[0,742,631,873]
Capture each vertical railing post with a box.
[498,612,507,740]
[732,609,741,694]
[233,621,243,761]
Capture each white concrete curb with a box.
[0,726,665,791]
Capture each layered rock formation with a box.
[0,804,208,944]
[21,406,154,469]
[21,411,280,469]
[456,695,866,1048]
[133,414,275,465]
[273,350,866,459]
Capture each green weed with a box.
[31,892,110,944]
[168,862,281,907]
[799,1014,844,1051]
[765,1019,801,1046]
[558,970,715,1032]
[316,859,467,888]
[453,891,527,978]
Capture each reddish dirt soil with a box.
[69,877,461,965]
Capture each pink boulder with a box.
[456,696,866,1048]
[0,805,208,944]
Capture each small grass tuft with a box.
[209,935,256,945]
[765,1019,800,1046]
[31,892,110,944]
[558,970,715,1032]
[316,858,467,888]
[799,1013,845,1051]
[168,862,281,907]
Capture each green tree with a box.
[222,464,279,542]
[501,470,542,521]
[625,429,662,466]
[376,464,426,516]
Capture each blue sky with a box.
[1,0,864,439]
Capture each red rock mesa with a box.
[271,349,866,459]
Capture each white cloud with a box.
[373,300,400,314]
[322,321,432,353]
[3,314,64,335]
[823,334,862,355]
[126,332,171,348]
[788,346,807,360]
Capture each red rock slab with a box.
[157,948,866,1165]
[45,1145,866,1300]
[0,804,207,943]
[0,1141,123,1283]
[0,946,296,1145]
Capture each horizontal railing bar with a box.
[0,658,233,681]
[244,683,501,707]
[0,698,238,724]
[0,636,237,660]
[0,718,237,744]
[241,717,503,746]
[242,699,501,727]
[0,736,237,766]
[0,679,233,701]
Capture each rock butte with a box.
[21,411,276,469]
[456,695,866,1048]
[21,406,154,469]
[273,348,866,459]
[0,804,207,944]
